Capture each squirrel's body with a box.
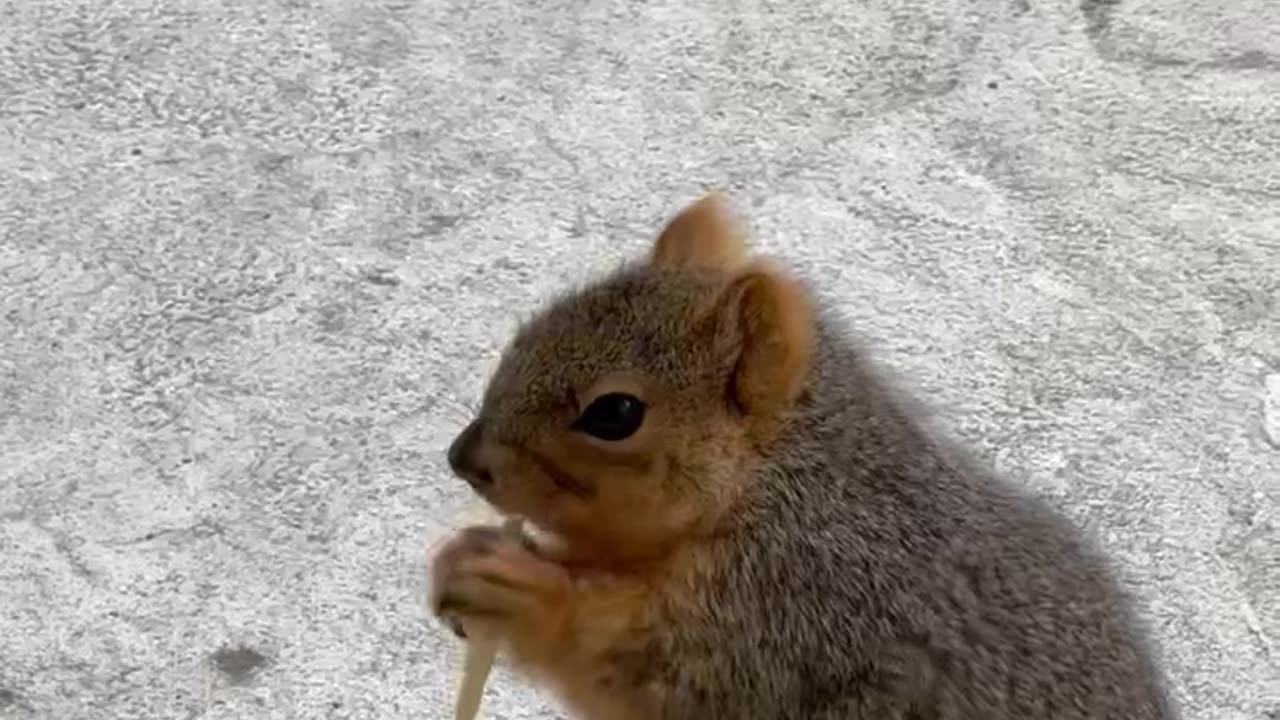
[601,314,1169,719]
[432,195,1174,719]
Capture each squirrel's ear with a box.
[651,193,747,273]
[709,261,816,427]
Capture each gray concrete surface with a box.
[0,0,1277,718]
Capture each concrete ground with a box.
[1,0,1277,718]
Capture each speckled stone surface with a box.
[1,1,1277,719]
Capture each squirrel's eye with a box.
[572,393,645,441]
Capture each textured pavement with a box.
[1,1,1278,719]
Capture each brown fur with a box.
[650,192,748,273]
[431,194,1176,719]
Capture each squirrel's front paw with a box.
[430,525,570,641]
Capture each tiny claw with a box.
[448,616,467,640]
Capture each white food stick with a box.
[453,516,524,720]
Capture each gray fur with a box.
[632,309,1177,719]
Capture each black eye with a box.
[571,393,646,441]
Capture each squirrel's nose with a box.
[447,419,493,489]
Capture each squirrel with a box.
[430,193,1176,720]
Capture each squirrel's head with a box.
[447,194,816,563]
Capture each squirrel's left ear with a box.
[705,260,816,433]
[650,192,748,273]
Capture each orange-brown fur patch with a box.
[512,537,724,720]
[711,260,817,445]
[650,192,748,274]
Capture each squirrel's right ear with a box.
[706,261,816,436]
[650,193,748,273]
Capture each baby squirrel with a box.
[431,194,1175,719]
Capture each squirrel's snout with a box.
[448,419,494,489]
